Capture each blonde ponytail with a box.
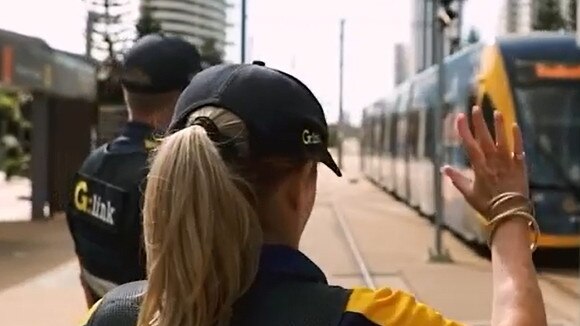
[137,107,262,326]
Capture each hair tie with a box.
[192,116,221,139]
[191,116,239,161]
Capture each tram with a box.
[360,33,580,248]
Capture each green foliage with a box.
[1,135,29,180]
[533,0,566,31]
[0,92,30,179]
[200,38,224,67]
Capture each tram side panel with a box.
[359,112,367,175]
[408,77,433,211]
[406,108,421,209]
[376,111,386,186]
[363,113,376,181]
[394,84,411,201]
[440,48,487,244]
[416,105,436,217]
[371,114,382,183]
[380,114,396,192]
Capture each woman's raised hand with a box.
[441,106,529,219]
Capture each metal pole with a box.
[578,0,580,311]
[338,19,345,170]
[429,3,452,263]
[434,20,445,256]
[241,0,247,63]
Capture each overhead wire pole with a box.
[338,19,345,170]
[429,0,454,263]
[576,3,580,326]
[241,0,247,63]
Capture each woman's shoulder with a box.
[340,287,464,326]
[78,281,147,326]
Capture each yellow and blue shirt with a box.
[80,245,463,325]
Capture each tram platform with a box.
[0,140,577,325]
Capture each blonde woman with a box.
[80,61,546,326]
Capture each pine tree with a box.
[86,0,132,60]
[533,0,566,31]
[200,38,224,68]
[136,0,163,39]
[85,0,131,104]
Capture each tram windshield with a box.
[514,85,580,190]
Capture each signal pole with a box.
[429,0,455,263]
[241,0,247,63]
[338,19,345,170]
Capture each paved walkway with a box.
[0,141,578,325]
[0,172,32,222]
[0,216,85,326]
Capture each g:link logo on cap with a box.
[302,129,322,145]
[74,180,116,226]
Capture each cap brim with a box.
[319,150,342,177]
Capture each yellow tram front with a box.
[478,33,580,248]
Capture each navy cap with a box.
[169,61,342,177]
[121,34,202,94]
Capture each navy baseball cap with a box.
[121,34,202,94]
[168,61,342,177]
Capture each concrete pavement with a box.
[0,216,86,326]
[0,140,578,325]
[0,172,32,222]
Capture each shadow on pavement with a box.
[0,213,77,292]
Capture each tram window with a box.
[408,111,420,158]
[389,113,398,155]
[467,94,477,133]
[468,94,496,140]
[379,116,386,153]
[382,116,390,153]
[481,95,496,141]
[425,107,434,159]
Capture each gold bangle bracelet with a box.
[486,211,540,251]
[488,192,535,217]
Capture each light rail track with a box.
[329,196,578,326]
[331,201,376,289]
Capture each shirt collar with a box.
[121,121,157,139]
[257,245,327,284]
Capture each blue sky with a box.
[0,0,502,124]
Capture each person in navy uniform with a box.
[66,34,202,307]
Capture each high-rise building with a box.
[394,43,411,85]
[412,0,435,73]
[143,0,228,51]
